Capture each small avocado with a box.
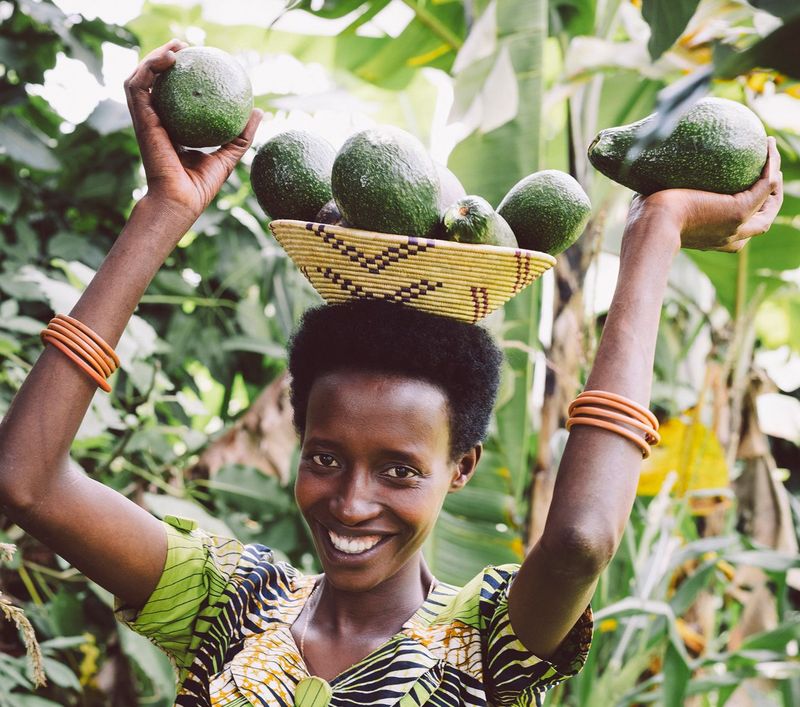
[331,126,441,238]
[315,199,352,227]
[151,47,252,148]
[251,130,336,221]
[442,196,518,248]
[588,97,767,195]
[497,170,591,255]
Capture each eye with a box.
[384,465,419,480]
[312,454,340,468]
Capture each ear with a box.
[449,444,482,492]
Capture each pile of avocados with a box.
[151,46,768,257]
[250,126,592,256]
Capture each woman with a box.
[0,40,784,706]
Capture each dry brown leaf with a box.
[189,372,296,483]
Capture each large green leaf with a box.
[448,0,546,205]
[641,0,701,61]
[131,1,464,91]
[688,222,800,314]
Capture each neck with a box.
[314,553,435,638]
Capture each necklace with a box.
[296,579,333,707]
[299,578,322,662]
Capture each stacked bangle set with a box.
[567,390,660,458]
[40,314,119,393]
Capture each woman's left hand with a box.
[628,136,783,253]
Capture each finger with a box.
[766,137,782,198]
[124,41,188,175]
[727,137,779,221]
[125,39,186,100]
[718,238,748,254]
[733,185,784,240]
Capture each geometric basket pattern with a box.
[269,220,556,323]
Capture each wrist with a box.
[620,196,682,264]
[129,195,198,239]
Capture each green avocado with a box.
[587,97,767,195]
[442,195,518,247]
[331,126,441,237]
[497,170,591,255]
[151,47,252,148]
[251,130,336,221]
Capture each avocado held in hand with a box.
[152,47,253,148]
[443,196,517,247]
[588,97,767,195]
[251,130,336,221]
[497,170,591,255]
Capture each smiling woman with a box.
[111,301,593,705]
[0,38,785,707]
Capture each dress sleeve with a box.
[113,515,247,678]
[480,564,593,706]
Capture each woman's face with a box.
[295,370,477,593]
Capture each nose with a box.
[329,469,380,526]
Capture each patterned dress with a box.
[115,515,593,706]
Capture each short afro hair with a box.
[287,300,502,458]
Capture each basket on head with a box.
[269,220,556,324]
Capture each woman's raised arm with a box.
[0,40,261,610]
[508,138,784,659]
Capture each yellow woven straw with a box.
[269,220,556,323]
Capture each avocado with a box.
[251,130,336,221]
[151,47,252,148]
[315,199,351,227]
[497,170,591,255]
[588,97,767,195]
[442,196,518,247]
[331,126,441,237]
[435,161,467,212]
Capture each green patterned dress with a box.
[115,515,593,706]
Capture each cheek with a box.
[294,469,321,514]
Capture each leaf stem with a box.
[399,0,463,51]
[735,245,748,322]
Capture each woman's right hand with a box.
[124,39,262,224]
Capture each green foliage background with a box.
[1,0,799,705]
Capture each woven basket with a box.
[269,220,556,323]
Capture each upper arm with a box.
[507,536,601,659]
[6,468,167,610]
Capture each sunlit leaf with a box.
[638,413,729,497]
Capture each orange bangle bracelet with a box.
[569,394,654,430]
[566,416,651,459]
[576,390,658,430]
[48,319,115,375]
[42,334,112,392]
[45,321,113,377]
[570,404,661,445]
[54,314,120,368]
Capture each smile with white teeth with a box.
[327,529,383,555]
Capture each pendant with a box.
[296,676,333,707]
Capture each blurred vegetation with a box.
[0,0,799,705]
